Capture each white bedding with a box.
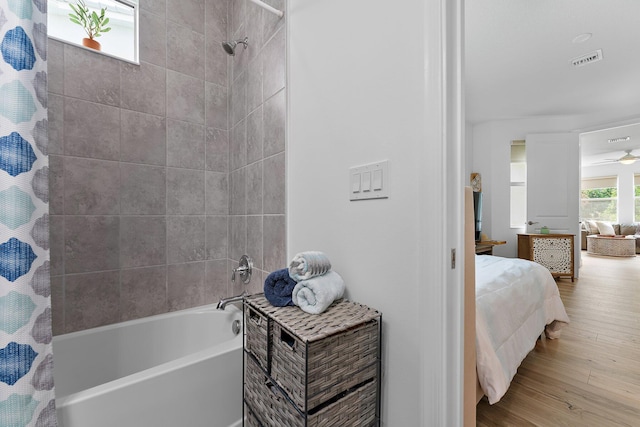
[475,255,570,404]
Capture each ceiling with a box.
[465,0,640,166]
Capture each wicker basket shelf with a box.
[243,294,381,426]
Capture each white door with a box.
[525,132,580,277]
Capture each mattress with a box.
[475,255,570,404]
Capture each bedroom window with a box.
[580,176,618,222]
[510,141,526,228]
[635,174,640,222]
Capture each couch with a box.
[580,221,640,254]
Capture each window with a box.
[48,0,139,63]
[581,176,618,222]
[635,174,640,222]
[510,141,526,228]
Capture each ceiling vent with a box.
[607,136,630,144]
[571,49,603,67]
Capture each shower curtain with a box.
[0,0,57,426]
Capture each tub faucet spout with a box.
[216,291,247,310]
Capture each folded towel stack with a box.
[263,251,346,314]
[263,268,297,307]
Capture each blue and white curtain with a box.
[0,0,57,426]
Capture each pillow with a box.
[586,220,599,234]
[595,221,615,236]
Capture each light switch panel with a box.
[349,160,389,201]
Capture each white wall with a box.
[288,0,461,425]
[469,114,640,258]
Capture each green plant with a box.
[69,0,111,40]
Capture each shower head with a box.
[221,37,248,56]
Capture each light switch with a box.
[372,169,383,190]
[362,172,371,191]
[351,173,361,193]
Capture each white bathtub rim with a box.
[54,304,243,409]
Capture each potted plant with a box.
[68,0,111,51]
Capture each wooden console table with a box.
[475,240,506,255]
[517,233,575,281]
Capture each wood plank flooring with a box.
[476,252,640,426]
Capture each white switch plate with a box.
[349,160,389,201]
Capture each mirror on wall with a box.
[48,0,139,63]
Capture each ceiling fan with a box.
[597,150,640,165]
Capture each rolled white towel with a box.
[292,270,345,315]
[288,251,331,282]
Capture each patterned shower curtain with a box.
[0,0,57,426]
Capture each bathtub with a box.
[52,304,244,427]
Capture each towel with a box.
[288,251,332,282]
[264,268,297,307]
[292,270,345,314]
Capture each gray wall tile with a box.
[206,127,229,172]
[167,216,206,263]
[229,215,246,261]
[246,160,263,215]
[205,259,228,304]
[64,99,120,160]
[49,215,64,276]
[120,110,166,166]
[262,0,285,42]
[167,168,205,215]
[262,27,285,101]
[263,153,285,214]
[50,275,64,335]
[247,56,263,113]
[245,0,264,63]
[47,39,64,95]
[64,157,120,215]
[206,171,229,215]
[247,106,263,164]
[140,9,167,67]
[206,36,227,86]
[205,0,228,43]
[49,155,64,215]
[229,167,246,215]
[263,215,285,272]
[230,0,245,40]
[142,0,167,16]
[230,72,246,127]
[64,45,120,106]
[167,0,205,34]
[167,22,205,79]
[167,70,205,124]
[65,216,120,274]
[168,262,205,311]
[264,88,285,156]
[206,215,228,260]
[167,119,205,169]
[65,271,120,332]
[230,119,246,170]
[120,163,167,215]
[121,62,167,117]
[120,217,167,268]
[47,94,64,155]
[205,82,228,130]
[121,266,168,321]
[247,215,263,270]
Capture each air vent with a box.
[608,136,630,144]
[571,49,603,67]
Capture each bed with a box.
[463,188,570,424]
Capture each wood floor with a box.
[476,252,640,426]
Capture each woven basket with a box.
[245,354,377,427]
[246,294,381,412]
[244,303,271,372]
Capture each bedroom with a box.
[465,0,640,424]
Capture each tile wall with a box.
[48,0,286,334]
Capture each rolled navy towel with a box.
[288,251,331,282]
[264,268,297,307]
[292,270,345,315]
